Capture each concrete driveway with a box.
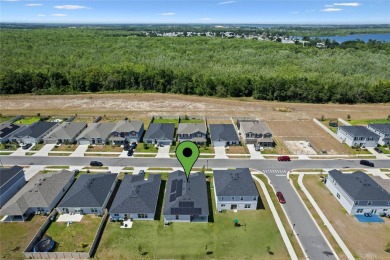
[11,144,34,156]
[69,144,88,157]
[33,144,56,156]
[214,146,228,159]
[247,144,264,159]
[155,145,170,158]
[367,147,389,159]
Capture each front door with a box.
[231,204,237,210]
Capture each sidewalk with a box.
[297,174,354,260]
[69,144,88,157]
[247,144,265,159]
[33,144,56,156]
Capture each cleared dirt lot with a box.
[267,120,350,155]
[0,93,389,121]
[303,175,390,260]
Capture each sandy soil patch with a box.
[284,141,317,155]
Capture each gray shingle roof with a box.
[44,122,87,141]
[112,120,143,133]
[328,170,390,201]
[213,168,259,197]
[0,170,74,216]
[339,126,380,138]
[163,171,208,216]
[0,123,22,138]
[209,124,239,142]
[110,174,161,214]
[177,123,207,135]
[0,166,24,189]
[368,124,390,134]
[239,120,272,135]
[77,123,116,140]
[12,122,58,139]
[143,123,175,141]
[58,173,117,208]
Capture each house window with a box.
[336,193,340,199]
[244,204,251,208]
[357,209,363,213]
[253,196,257,200]
[368,201,372,205]
[221,204,226,207]
[138,214,147,218]
[91,208,98,213]
[384,209,388,212]
[354,201,359,205]
[175,215,179,220]
[114,214,119,217]
[221,197,224,201]
[232,197,235,200]
[240,196,243,201]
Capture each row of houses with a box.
[337,124,390,147]
[0,167,259,223]
[0,118,275,147]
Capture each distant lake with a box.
[302,33,390,43]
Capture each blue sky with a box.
[0,1,389,24]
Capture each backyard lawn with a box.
[13,116,41,125]
[97,176,290,259]
[45,215,102,253]
[349,118,390,126]
[152,118,179,127]
[0,215,46,260]
[180,118,204,123]
[0,116,13,123]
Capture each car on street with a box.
[360,159,374,167]
[374,147,383,153]
[276,191,286,204]
[22,143,32,150]
[277,156,291,161]
[90,161,103,167]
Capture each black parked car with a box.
[360,160,374,167]
[22,143,32,150]
[374,147,383,154]
[90,161,103,167]
[130,142,137,149]
[127,148,134,156]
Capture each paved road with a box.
[1,155,389,259]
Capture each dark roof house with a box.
[143,123,175,144]
[0,123,24,143]
[0,166,26,208]
[10,121,58,143]
[339,126,379,138]
[209,124,239,145]
[213,168,258,197]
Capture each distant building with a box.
[337,126,380,148]
[163,171,209,223]
[325,169,390,215]
[237,120,274,147]
[367,124,390,146]
[109,120,144,145]
[0,166,26,208]
[10,121,58,144]
[177,123,207,144]
[76,123,116,145]
[143,123,175,145]
[209,124,239,147]
[43,122,87,144]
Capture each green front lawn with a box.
[13,116,41,125]
[349,118,390,126]
[0,143,19,151]
[45,215,102,253]
[135,143,158,153]
[342,144,372,155]
[152,118,179,128]
[97,176,289,259]
[378,146,390,154]
[31,143,45,151]
[52,144,78,151]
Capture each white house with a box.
[326,169,390,215]
[367,124,390,146]
[337,126,380,148]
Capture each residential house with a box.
[163,171,209,223]
[0,170,74,221]
[213,168,259,211]
[10,121,58,144]
[0,123,26,143]
[110,173,161,221]
[76,123,116,145]
[0,166,26,208]
[109,120,144,145]
[237,120,274,147]
[337,126,380,148]
[325,169,390,215]
[57,173,117,215]
[43,122,87,144]
[143,123,175,145]
[209,124,239,147]
[177,123,207,144]
[367,124,390,146]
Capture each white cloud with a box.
[159,12,175,16]
[324,4,334,7]
[54,5,88,10]
[200,17,212,21]
[218,1,236,5]
[3,0,19,2]
[321,8,343,12]
[334,2,361,6]
[51,13,68,17]
[25,3,43,7]
[37,14,46,17]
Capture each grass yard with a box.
[302,174,390,259]
[73,116,94,123]
[0,215,46,260]
[225,145,249,154]
[97,176,290,259]
[13,116,41,125]
[378,146,390,154]
[319,119,340,133]
[0,143,19,151]
[30,143,45,151]
[84,153,119,157]
[45,215,102,253]
[135,143,158,153]
[52,144,78,151]
[342,144,372,155]
[180,118,204,123]
[349,118,390,126]
[152,118,179,127]
[86,145,123,152]
[0,116,13,123]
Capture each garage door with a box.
[213,141,226,147]
[158,140,172,145]
[78,140,90,145]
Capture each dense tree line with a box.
[0,28,389,103]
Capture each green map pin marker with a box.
[176,141,200,181]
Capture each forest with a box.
[0,27,389,103]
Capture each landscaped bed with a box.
[44,215,102,253]
[97,176,290,259]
